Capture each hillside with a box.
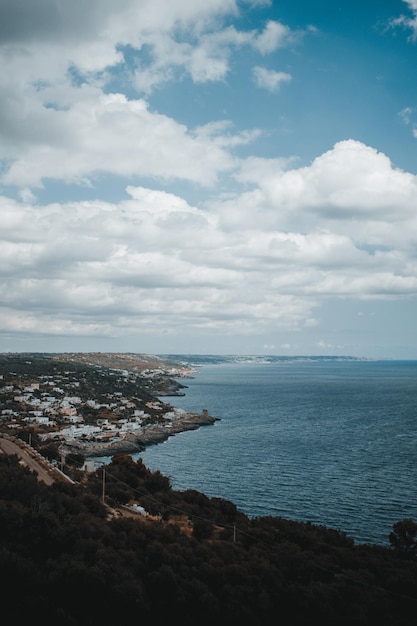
[1,352,417,624]
[51,350,187,371]
[1,452,417,625]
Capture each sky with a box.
[1,0,417,359]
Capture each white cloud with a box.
[2,91,247,188]
[1,136,417,342]
[221,140,417,247]
[390,0,417,40]
[0,3,416,350]
[253,20,294,53]
[252,66,292,91]
[0,182,312,338]
[133,19,297,91]
[0,1,299,189]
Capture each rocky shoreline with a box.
[61,410,219,459]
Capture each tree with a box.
[192,518,214,541]
[389,518,417,556]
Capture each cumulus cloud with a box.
[253,19,294,53]
[1,92,246,188]
[133,19,297,91]
[0,190,316,338]
[0,1,299,189]
[0,2,416,348]
[1,138,417,341]
[223,140,417,245]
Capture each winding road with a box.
[0,435,72,485]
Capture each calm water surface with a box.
[134,359,417,545]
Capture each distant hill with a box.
[52,351,186,371]
[158,354,369,365]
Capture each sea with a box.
[126,356,417,546]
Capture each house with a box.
[81,460,96,472]
[60,406,77,417]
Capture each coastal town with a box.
[0,352,217,468]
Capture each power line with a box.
[101,466,417,604]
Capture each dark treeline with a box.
[1,453,417,625]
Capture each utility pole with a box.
[102,467,106,504]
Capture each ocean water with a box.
[134,358,417,546]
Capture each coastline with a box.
[61,410,219,459]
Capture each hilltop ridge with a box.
[51,351,188,372]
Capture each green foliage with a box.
[1,453,417,625]
[192,518,214,541]
[389,518,417,557]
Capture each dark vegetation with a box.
[1,453,417,625]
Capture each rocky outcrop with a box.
[135,411,218,447]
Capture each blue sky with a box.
[1,0,417,358]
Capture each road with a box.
[0,436,63,485]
